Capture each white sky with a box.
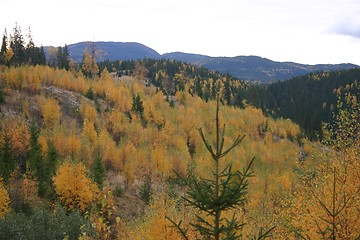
[1,0,359,65]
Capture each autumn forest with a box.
[0,24,359,239]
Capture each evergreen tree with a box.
[0,29,7,65]
[56,46,63,68]
[91,151,105,189]
[46,140,58,176]
[43,140,58,198]
[38,46,46,65]
[131,94,144,118]
[24,26,36,65]
[55,45,70,69]
[169,98,273,240]
[9,23,25,66]
[62,44,70,70]
[0,134,14,183]
[138,177,152,205]
[27,124,46,197]
[0,83,4,104]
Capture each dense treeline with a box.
[98,58,251,105]
[0,23,46,66]
[260,69,360,139]
[1,23,72,70]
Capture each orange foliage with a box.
[0,117,30,159]
[21,173,41,207]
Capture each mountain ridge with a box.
[163,52,358,82]
[60,41,358,82]
[66,41,161,62]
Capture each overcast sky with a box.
[1,0,359,65]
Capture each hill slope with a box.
[163,52,358,82]
[263,69,360,137]
[67,41,161,62]
[53,41,358,82]
[1,65,359,238]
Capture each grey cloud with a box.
[331,22,360,38]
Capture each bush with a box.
[138,178,152,205]
[0,84,4,104]
[114,184,124,197]
[0,205,94,240]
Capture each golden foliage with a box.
[3,48,14,65]
[0,117,30,159]
[90,189,122,240]
[97,128,119,169]
[80,100,97,125]
[53,161,99,212]
[38,95,61,128]
[284,93,360,239]
[82,119,97,146]
[82,49,99,78]
[0,65,323,238]
[0,178,11,218]
[128,193,197,240]
[105,111,129,143]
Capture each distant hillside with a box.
[163,52,359,82]
[66,41,161,62]
[56,41,358,82]
[255,68,360,138]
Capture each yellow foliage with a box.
[0,178,11,218]
[82,49,99,78]
[151,145,171,178]
[80,100,97,124]
[285,145,360,239]
[128,193,197,240]
[2,65,91,94]
[118,142,136,172]
[90,189,118,240]
[0,117,30,159]
[3,47,14,65]
[38,96,61,128]
[38,134,48,156]
[82,119,97,146]
[105,111,129,143]
[53,161,99,212]
[97,128,119,169]
[1,65,320,238]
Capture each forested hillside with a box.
[261,69,360,139]
[99,58,360,140]
[163,52,358,82]
[0,24,359,239]
[57,41,359,82]
[0,63,359,239]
